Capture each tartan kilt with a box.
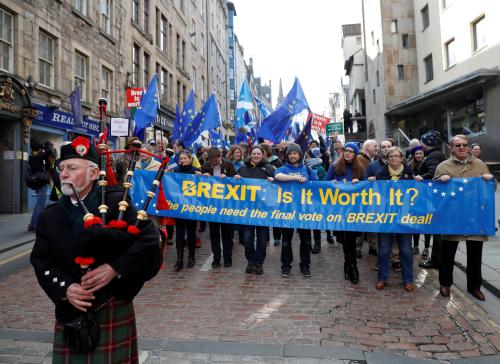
[53,300,138,364]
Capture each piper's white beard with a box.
[60,171,94,196]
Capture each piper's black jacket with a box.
[30,185,160,323]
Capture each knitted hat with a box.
[421,130,441,147]
[286,143,303,157]
[344,142,359,155]
[410,145,423,155]
[60,136,98,164]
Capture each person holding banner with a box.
[325,142,365,284]
[275,143,318,278]
[201,148,237,268]
[374,146,417,292]
[235,146,275,275]
[172,150,200,271]
[434,134,494,301]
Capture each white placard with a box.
[3,151,14,160]
[110,118,130,137]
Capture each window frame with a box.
[445,38,456,69]
[424,54,433,83]
[390,19,398,33]
[101,0,112,35]
[74,51,88,101]
[101,66,111,105]
[39,31,55,88]
[0,8,14,73]
[75,0,87,16]
[472,15,486,52]
[421,4,429,31]
[132,44,140,86]
[397,64,404,80]
[402,33,409,48]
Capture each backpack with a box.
[25,157,49,190]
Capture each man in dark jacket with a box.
[418,130,447,269]
[201,147,237,268]
[30,137,160,362]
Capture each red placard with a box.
[126,88,144,108]
[311,113,331,133]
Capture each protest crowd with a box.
[131,130,495,302]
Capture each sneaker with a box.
[224,260,232,268]
[368,248,378,256]
[392,261,401,272]
[281,267,291,278]
[421,248,429,259]
[300,264,311,278]
[254,264,264,275]
[245,263,255,274]
[211,260,221,269]
[273,239,281,246]
[413,247,419,255]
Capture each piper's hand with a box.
[438,175,451,183]
[234,175,241,180]
[66,283,95,312]
[483,173,494,181]
[368,176,376,181]
[352,179,359,184]
[81,264,119,293]
[297,176,306,183]
[414,175,424,182]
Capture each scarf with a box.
[388,165,404,180]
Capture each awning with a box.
[385,68,499,117]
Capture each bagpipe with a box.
[73,98,170,290]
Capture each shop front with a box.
[0,74,37,213]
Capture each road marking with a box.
[0,249,32,267]
[200,253,214,272]
[139,350,148,364]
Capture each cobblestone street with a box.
[1,231,500,362]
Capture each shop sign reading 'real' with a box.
[33,103,100,137]
[126,88,144,108]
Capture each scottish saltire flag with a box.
[258,78,310,143]
[254,96,271,118]
[235,79,254,130]
[209,129,222,148]
[69,86,83,129]
[182,93,221,147]
[172,103,181,140]
[177,89,196,141]
[133,74,158,140]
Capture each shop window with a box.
[450,95,485,137]
[0,8,13,73]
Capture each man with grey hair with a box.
[434,134,494,301]
[358,139,378,170]
[31,136,160,361]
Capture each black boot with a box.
[348,264,359,284]
[187,242,195,268]
[311,241,321,254]
[344,262,349,280]
[174,256,183,271]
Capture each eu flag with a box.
[257,78,310,143]
[133,74,158,141]
[294,113,313,152]
[172,103,181,140]
[177,89,196,141]
[209,129,222,148]
[182,93,221,147]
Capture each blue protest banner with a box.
[131,172,496,235]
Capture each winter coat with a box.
[376,163,414,181]
[237,160,275,180]
[201,159,237,177]
[420,147,446,179]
